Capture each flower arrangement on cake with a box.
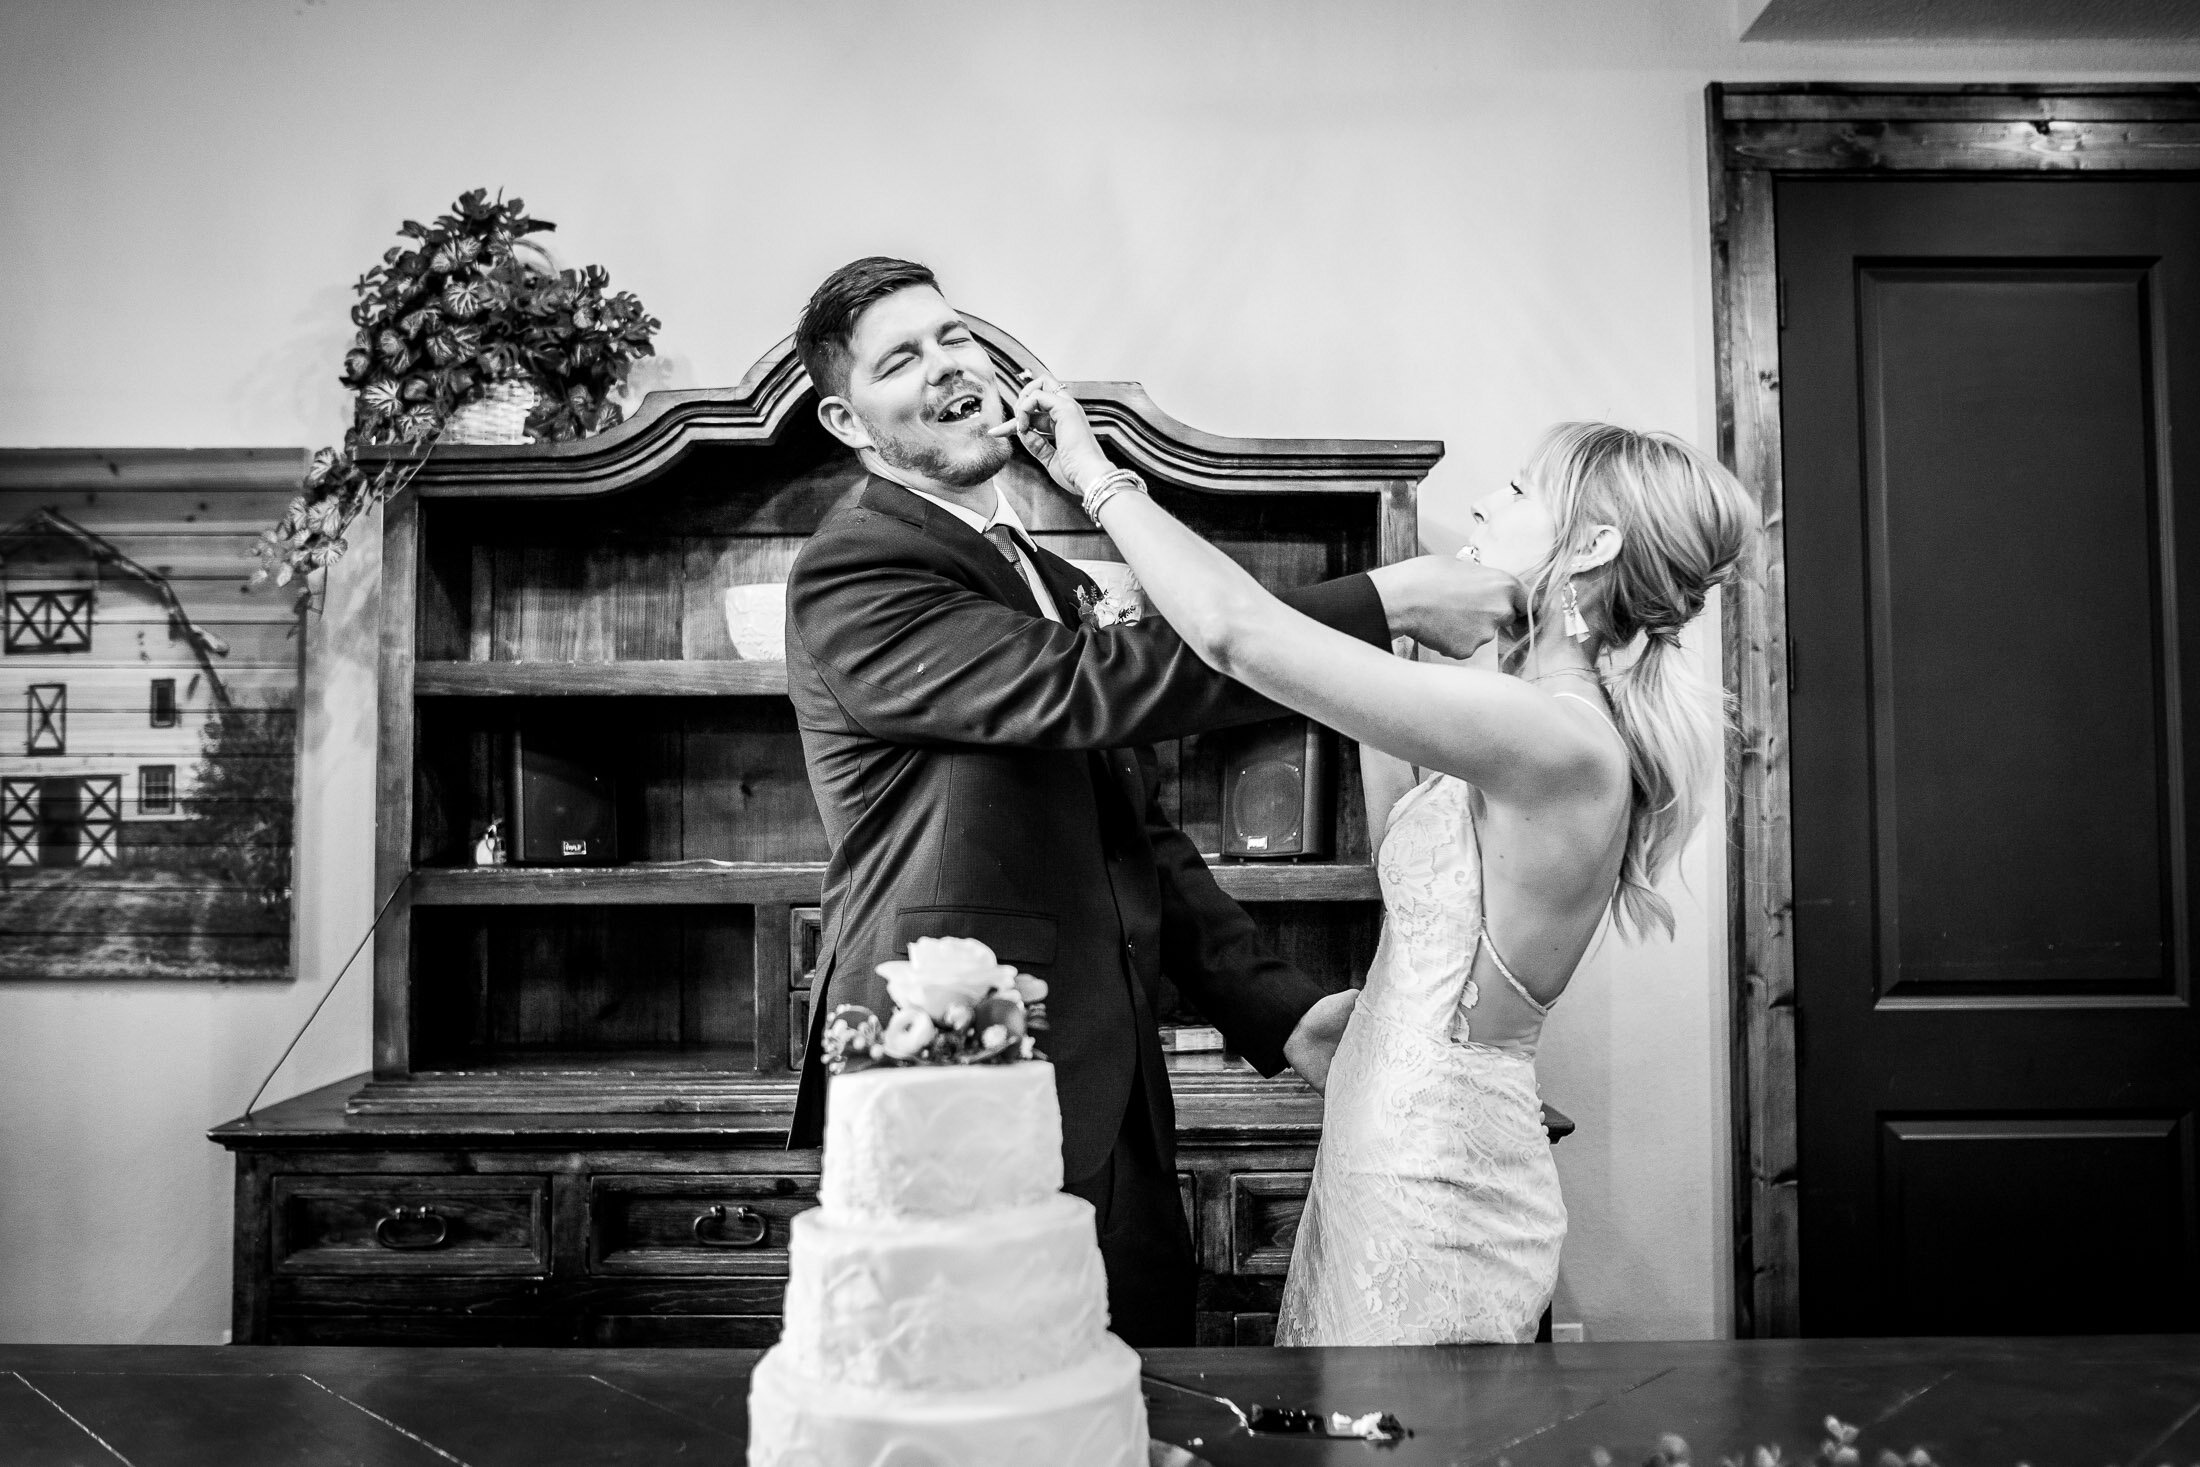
[820,935,1049,1072]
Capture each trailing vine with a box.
[255,188,660,600]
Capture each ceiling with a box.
[1742,0,2200,41]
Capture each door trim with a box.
[1706,82,2200,1338]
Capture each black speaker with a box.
[1216,716,1332,859]
[509,724,618,866]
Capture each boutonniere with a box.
[1075,573,1145,630]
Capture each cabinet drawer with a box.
[272,1176,550,1277]
[1229,1171,1310,1274]
[590,1174,819,1275]
[1230,1312,1279,1346]
[587,1313,786,1347]
[270,1314,565,1346]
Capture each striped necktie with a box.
[983,523,1061,623]
[982,523,1027,570]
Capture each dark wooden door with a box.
[1782,178,2200,1336]
[37,777,79,868]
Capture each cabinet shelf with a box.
[409,860,1379,907]
[415,660,788,697]
[348,1057,798,1117]
[1207,862,1380,902]
[412,863,824,905]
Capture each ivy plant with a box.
[256,188,660,597]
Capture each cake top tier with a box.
[820,1062,1064,1222]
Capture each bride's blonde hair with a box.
[1509,422,1754,940]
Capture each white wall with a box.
[4,0,2197,1346]
[0,517,377,1342]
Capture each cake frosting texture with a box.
[748,1061,1146,1467]
[818,1061,1064,1220]
[778,1194,1109,1390]
[748,1336,1147,1467]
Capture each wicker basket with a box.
[444,377,541,445]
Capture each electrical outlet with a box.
[1551,1321,1585,1343]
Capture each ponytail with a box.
[1512,423,1753,942]
[1604,629,1729,940]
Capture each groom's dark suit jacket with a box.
[785,475,1390,1181]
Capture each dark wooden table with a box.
[2,1338,2193,1466]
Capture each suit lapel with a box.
[856,474,929,528]
[860,475,1038,615]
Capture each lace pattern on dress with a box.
[1275,774,1567,1346]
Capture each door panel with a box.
[77,775,119,867]
[1878,1117,2189,1335]
[1,779,35,867]
[1782,178,2200,1335]
[1860,266,2173,1000]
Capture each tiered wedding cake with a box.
[746,942,1149,1467]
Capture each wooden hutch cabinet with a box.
[212,321,1446,1347]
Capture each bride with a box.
[1000,380,1751,1345]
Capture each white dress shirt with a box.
[897,479,1066,625]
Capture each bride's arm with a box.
[1094,489,1611,804]
[996,376,1603,802]
[1360,653,1421,849]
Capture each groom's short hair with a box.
[797,256,939,401]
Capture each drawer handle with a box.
[373,1205,451,1251]
[693,1204,768,1248]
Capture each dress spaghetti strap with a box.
[1477,926,1552,1016]
[1550,689,1622,740]
[1463,793,1557,1016]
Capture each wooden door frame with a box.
[1707,82,2200,1337]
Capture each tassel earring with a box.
[1561,578,1590,643]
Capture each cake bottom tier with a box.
[746,1334,1149,1467]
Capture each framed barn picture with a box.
[0,449,305,981]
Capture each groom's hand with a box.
[993,375,1113,497]
[1365,555,1526,661]
[1283,988,1359,1094]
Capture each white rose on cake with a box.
[878,936,1017,1022]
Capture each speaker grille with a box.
[1230,759,1304,846]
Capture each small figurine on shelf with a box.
[472,818,507,867]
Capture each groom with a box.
[783,256,1519,1344]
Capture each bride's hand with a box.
[990,375,1113,498]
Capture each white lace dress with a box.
[1275,772,1567,1346]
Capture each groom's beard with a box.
[865,414,1014,489]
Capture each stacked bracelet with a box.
[1080,467,1148,522]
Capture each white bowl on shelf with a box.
[722,583,788,661]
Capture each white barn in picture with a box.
[1,510,233,868]
[0,453,302,981]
